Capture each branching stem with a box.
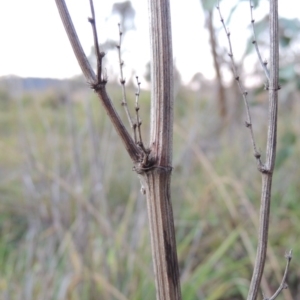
[217,2,288,300]
[247,1,280,298]
[265,250,292,300]
[216,2,264,172]
[117,24,135,136]
[55,0,140,163]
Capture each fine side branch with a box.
[115,24,149,161]
[216,2,264,172]
[249,0,270,82]
[264,250,292,300]
[134,76,148,153]
[116,24,136,136]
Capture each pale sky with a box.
[0,0,299,83]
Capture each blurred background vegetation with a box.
[0,0,300,299]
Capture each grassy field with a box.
[0,79,299,299]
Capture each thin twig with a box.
[134,76,147,152]
[249,0,270,81]
[216,1,264,172]
[264,250,292,300]
[117,23,136,136]
[88,0,105,83]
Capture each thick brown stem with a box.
[145,0,182,299]
[140,170,181,300]
[148,0,173,166]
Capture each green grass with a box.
[0,82,299,299]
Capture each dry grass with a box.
[0,82,299,299]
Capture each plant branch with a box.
[247,0,281,299]
[88,0,105,84]
[266,250,292,300]
[249,0,270,82]
[55,0,141,163]
[217,2,287,300]
[117,23,136,137]
[55,0,95,83]
[216,2,264,172]
[134,76,147,152]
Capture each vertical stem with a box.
[247,1,279,299]
[266,0,279,172]
[144,0,182,299]
[247,175,272,300]
[148,0,173,165]
[141,171,182,300]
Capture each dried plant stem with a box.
[134,76,146,151]
[265,250,292,300]
[141,0,182,299]
[55,0,95,83]
[249,0,270,81]
[247,0,280,299]
[216,2,264,171]
[117,24,136,136]
[55,1,182,299]
[88,0,104,83]
[55,0,140,163]
[217,1,286,299]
